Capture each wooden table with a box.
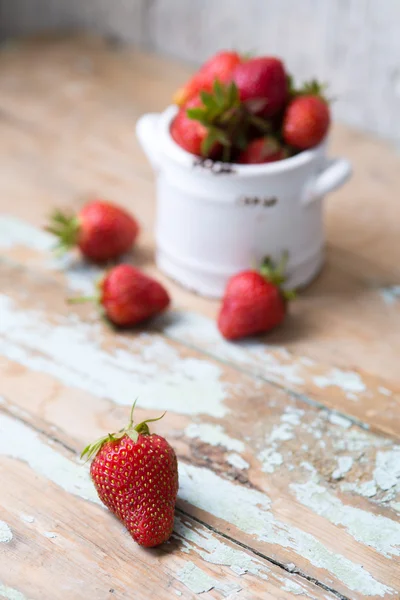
[1,35,400,600]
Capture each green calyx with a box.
[259,253,296,301]
[288,76,329,103]
[80,400,166,462]
[187,80,270,162]
[46,209,81,256]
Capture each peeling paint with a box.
[0,216,52,252]
[269,423,294,443]
[258,407,303,473]
[175,517,268,579]
[176,561,241,596]
[378,386,393,397]
[178,463,393,596]
[0,521,13,543]
[281,408,304,426]
[332,456,353,480]
[341,480,378,499]
[226,453,249,470]
[328,414,352,429]
[162,311,306,386]
[380,285,400,306]
[20,515,35,524]
[374,448,400,491]
[43,532,57,539]
[176,562,216,594]
[184,423,244,452]
[313,369,366,396]
[258,448,283,474]
[282,579,307,595]
[292,480,400,558]
[0,413,100,505]
[0,295,229,418]
[0,582,30,600]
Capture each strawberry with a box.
[82,402,179,547]
[47,200,139,263]
[171,96,213,158]
[70,264,170,327]
[217,256,293,340]
[173,50,242,107]
[283,95,330,149]
[237,136,287,164]
[232,57,287,116]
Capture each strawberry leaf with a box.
[228,81,239,105]
[201,130,218,156]
[187,107,207,121]
[200,90,214,108]
[127,430,139,443]
[213,79,225,107]
[187,80,259,162]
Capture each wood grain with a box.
[1,260,400,599]
[1,416,332,600]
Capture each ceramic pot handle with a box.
[136,113,161,170]
[302,158,352,206]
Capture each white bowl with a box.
[137,106,352,298]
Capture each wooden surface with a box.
[1,35,400,600]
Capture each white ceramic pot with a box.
[136,106,352,298]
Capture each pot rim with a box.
[159,105,327,176]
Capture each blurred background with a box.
[1,0,399,145]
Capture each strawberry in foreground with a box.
[218,256,293,340]
[237,136,287,164]
[173,50,242,107]
[283,91,330,150]
[47,200,139,263]
[82,402,178,547]
[232,57,288,116]
[70,264,170,327]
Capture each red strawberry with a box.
[82,403,179,547]
[283,95,330,149]
[232,57,287,116]
[217,257,292,340]
[47,200,139,263]
[237,137,287,164]
[174,50,242,107]
[70,264,170,327]
[171,96,210,157]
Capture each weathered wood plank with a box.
[0,412,332,600]
[1,262,399,599]
[2,216,400,441]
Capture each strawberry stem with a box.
[46,210,80,256]
[67,296,98,304]
[81,401,166,462]
[128,398,138,428]
[259,252,295,300]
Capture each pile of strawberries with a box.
[171,51,331,164]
